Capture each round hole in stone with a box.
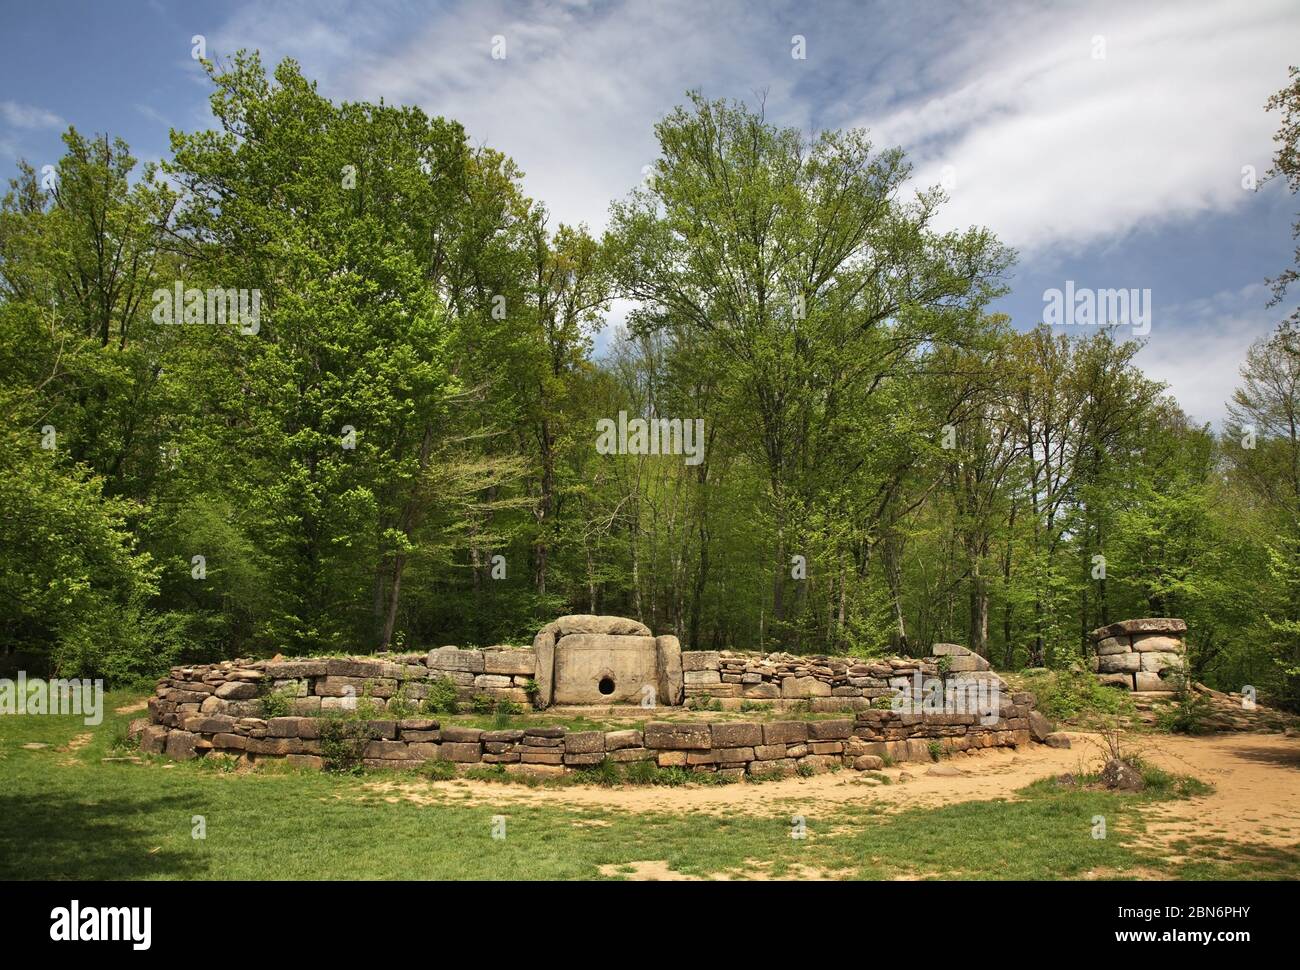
[598,675,616,696]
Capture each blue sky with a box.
[2,0,1296,424]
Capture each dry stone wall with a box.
[142,642,1036,773]
[1088,618,1187,693]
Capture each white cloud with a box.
[1137,283,1281,425]
[869,0,1298,255]
[0,100,66,130]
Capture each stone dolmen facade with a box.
[1087,617,1187,693]
[138,615,1042,775]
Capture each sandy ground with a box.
[363,731,1300,850]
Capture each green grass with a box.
[0,693,1287,880]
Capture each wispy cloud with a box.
[0,100,66,130]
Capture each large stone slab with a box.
[655,635,684,706]
[533,631,556,708]
[644,722,712,750]
[540,615,652,638]
[1091,617,1187,639]
[552,634,660,705]
[1132,634,1186,653]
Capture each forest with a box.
[3,54,1298,711]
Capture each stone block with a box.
[681,650,720,671]
[710,722,762,747]
[440,742,482,763]
[604,729,643,750]
[565,731,606,754]
[426,648,485,674]
[1095,636,1130,655]
[762,721,809,744]
[807,718,853,740]
[644,722,712,750]
[1098,652,1141,674]
[482,649,536,676]
[1132,635,1186,653]
[781,676,831,698]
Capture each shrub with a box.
[471,694,495,715]
[927,740,943,762]
[423,676,459,715]
[318,717,370,773]
[259,684,295,719]
[1023,669,1134,722]
[1155,689,1215,735]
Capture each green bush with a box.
[1022,669,1134,722]
[423,677,459,715]
[318,716,370,773]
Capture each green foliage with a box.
[1021,669,1135,722]
[1155,690,1215,735]
[258,684,295,720]
[423,677,460,715]
[318,716,371,774]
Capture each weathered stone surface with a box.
[743,683,781,699]
[608,746,653,763]
[1091,617,1187,639]
[1098,673,1134,689]
[524,727,566,739]
[781,675,831,698]
[533,631,556,708]
[325,658,386,679]
[211,733,247,751]
[182,714,236,734]
[797,754,840,774]
[749,758,796,779]
[853,755,886,771]
[753,743,787,760]
[564,752,606,766]
[1095,636,1131,655]
[644,722,712,750]
[681,651,720,672]
[1140,651,1184,672]
[541,614,652,638]
[930,643,970,656]
[604,729,643,750]
[1044,732,1072,749]
[520,749,564,764]
[473,674,514,689]
[139,724,168,754]
[440,727,483,743]
[164,730,199,760]
[762,721,809,745]
[656,635,684,706]
[426,648,485,674]
[1134,671,1180,692]
[710,722,762,747]
[440,742,482,763]
[482,649,536,676]
[1098,652,1142,674]
[683,669,721,686]
[1028,710,1055,743]
[215,681,259,700]
[807,718,853,740]
[565,731,606,754]
[1132,634,1186,653]
[263,660,327,679]
[553,634,660,705]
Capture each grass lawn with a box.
[0,692,1292,881]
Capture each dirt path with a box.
[363,731,1300,850]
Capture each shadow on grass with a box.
[0,789,209,880]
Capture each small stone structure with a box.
[531,615,682,707]
[139,617,1043,773]
[1087,617,1187,693]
